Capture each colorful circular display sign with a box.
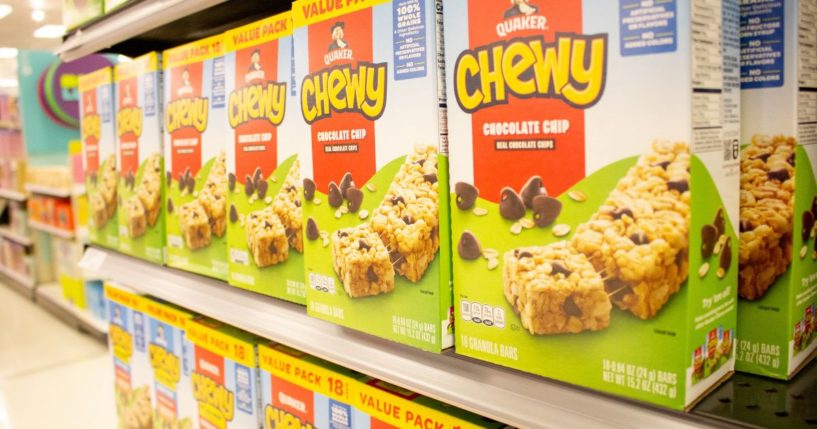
[38,54,114,128]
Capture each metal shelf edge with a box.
[0,228,33,246]
[0,189,27,201]
[24,184,72,198]
[27,221,75,239]
[84,247,712,429]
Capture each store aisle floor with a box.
[0,282,116,429]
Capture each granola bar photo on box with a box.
[225,12,307,304]
[163,34,229,280]
[295,0,452,352]
[445,0,740,409]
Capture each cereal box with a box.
[143,298,196,429]
[294,0,451,352]
[186,317,263,429]
[259,342,506,429]
[115,52,166,264]
[225,12,307,304]
[80,66,119,250]
[163,35,229,280]
[737,0,817,378]
[445,0,740,409]
[105,283,153,429]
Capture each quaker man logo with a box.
[122,83,134,106]
[245,49,265,83]
[84,93,94,114]
[178,67,194,96]
[504,0,538,18]
[325,21,353,65]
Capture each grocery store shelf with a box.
[0,227,33,246]
[25,184,72,198]
[81,247,723,429]
[35,283,108,342]
[0,266,36,298]
[0,188,26,201]
[28,221,75,238]
[58,0,289,62]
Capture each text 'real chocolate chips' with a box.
[701,224,718,259]
[457,231,482,260]
[531,195,561,227]
[455,181,479,210]
[499,187,526,220]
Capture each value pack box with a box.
[186,317,263,429]
[225,12,307,304]
[143,298,196,429]
[115,52,166,264]
[80,66,119,250]
[104,283,153,429]
[737,0,817,379]
[163,35,229,280]
[259,342,506,429]
[294,0,451,352]
[445,1,741,409]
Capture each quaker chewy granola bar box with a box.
[164,35,230,280]
[105,283,153,429]
[225,12,307,304]
[294,0,451,352]
[144,298,196,429]
[115,52,166,264]
[259,342,507,429]
[80,66,119,249]
[737,0,817,379]
[187,317,263,429]
[445,0,740,409]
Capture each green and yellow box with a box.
[163,35,229,280]
[295,0,452,352]
[260,342,506,428]
[737,0,817,378]
[225,12,306,304]
[115,52,166,264]
[187,317,263,429]
[80,66,119,250]
[445,0,740,409]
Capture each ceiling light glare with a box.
[0,48,17,59]
[33,24,65,39]
[31,9,44,21]
[0,5,12,20]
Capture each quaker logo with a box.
[84,92,94,114]
[325,21,353,65]
[178,67,194,97]
[497,0,547,37]
[245,49,266,83]
[122,83,134,106]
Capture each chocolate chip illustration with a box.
[358,239,370,251]
[515,250,533,259]
[166,171,172,185]
[550,262,572,277]
[229,205,238,223]
[739,219,751,233]
[652,161,671,170]
[178,174,187,191]
[338,231,348,238]
[167,198,174,214]
[767,169,790,182]
[499,187,526,220]
[563,295,582,317]
[303,178,316,200]
[306,218,319,241]
[402,214,414,225]
[187,177,196,194]
[811,197,817,219]
[295,200,301,208]
[803,211,814,242]
[787,152,795,166]
[630,232,649,245]
[531,195,561,227]
[457,231,482,260]
[228,173,236,191]
[257,180,268,200]
[253,167,263,189]
[713,208,725,236]
[390,195,405,206]
[520,176,547,209]
[269,242,278,254]
[423,173,437,184]
[667,179,689,193]
[701,224,718,258]
[720,238,732,273]
[613,207,634,220]
[245,175,255,196]
[328,182,343,207]
[752,153,771,163]
[339,173,354,199]
[367,266,378,282]
[415,159,425,167]
[454,182,478,210]
[346,187,363,213]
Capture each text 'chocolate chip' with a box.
[455,182,479,210]
[458,231,482,260]
[531,195,561,227]
[499,187,526,220]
